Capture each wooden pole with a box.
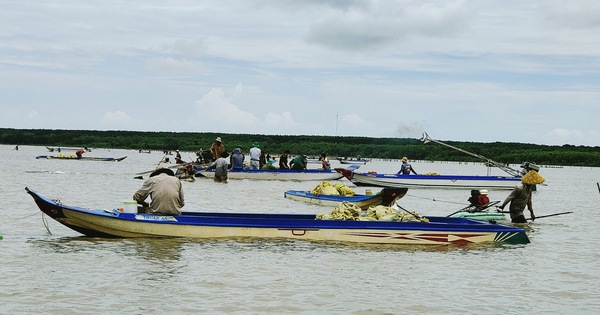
[526,212,573,220]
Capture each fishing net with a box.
[310,181,355,196]
[316,203,429,222]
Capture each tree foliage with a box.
[1,128,599,166]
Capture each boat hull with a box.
[25,187,529,245]
[198,169,343,181]
[338,170,521,190]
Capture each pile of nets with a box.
[310,181,355,196]
[316,202,429,223]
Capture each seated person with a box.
[133,168,184,215]
[397,157,417,175]
[468,189,490,208]
[290,155,307,170]
[229,148,245,170]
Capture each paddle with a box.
[527,211,573,221]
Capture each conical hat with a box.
[521,170,545,185]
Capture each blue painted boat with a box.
[335,168,521,190]
[25,187,529,245]
[284,187,408,210]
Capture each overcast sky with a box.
[1,1,599,146]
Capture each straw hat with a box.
[402,157,408,162]
[215,137,222,142]
[521,170,545,185]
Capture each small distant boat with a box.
[338,157,369,165]
[284,187,408,210]
[46,146,91,152]
[25,187,530,245]
[36,155,127,162]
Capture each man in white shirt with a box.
[249,142,262,170]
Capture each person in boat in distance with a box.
[319,152,331,170]
[397,157,417,175]
[133,168,185,215]
[75,148,85,159]
[210,137,225,162]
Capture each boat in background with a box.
[25,187,530,245]
[46,146,91,152]
[338,157,369,165]
[36,155,127,162]
[446,201,507,221]
[335,168,521,190]
[284,187,408,210]
[198,168,344,181]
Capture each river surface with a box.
[1,145,599,314]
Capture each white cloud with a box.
[103,111,133,124]
[194,88,262,131]
[26,110,40,119]
[144,57,205,76]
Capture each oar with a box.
[527,211,573,221]
[446,205,474,217]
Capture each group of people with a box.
[133,145,542,224]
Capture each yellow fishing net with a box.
[316,203,429,222]
[521,170,545,185]
[310,181,355,196]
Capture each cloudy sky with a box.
[1,1,599,146]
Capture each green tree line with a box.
[2,128,599,167]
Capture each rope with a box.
[404,193,466,205]
[2,211,40,224]
[42,213,52,235]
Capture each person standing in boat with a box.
[133,168,185,215]
[249,142,261,170]
[498,170,544,223]
[397,157,417,175]
[75,148,85,159]
[279,150,291,169]
[210,137,225,162]
[206,151,230,183]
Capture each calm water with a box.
[1,145,599,314]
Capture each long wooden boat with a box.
[197,168,344,181]
[36,155,127,162]
[46,146,83,152]
[335,168,521,190]
[284,187,408,210]
[338,158,368,165]
[25,187,529,245]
